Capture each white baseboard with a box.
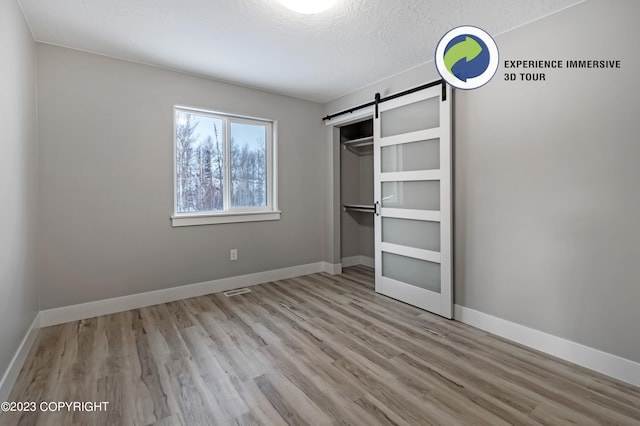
[0,313,40,403]
[341,255,374,268]
[322,262,342,275]
[454,304,640,388]
[40,262,328,327]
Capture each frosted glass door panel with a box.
[380,97,439,137]
[382,217,440,251]
[381,181,439,210]
[382,252,441,293]
[373,84,452,318]
[381,139,440,173]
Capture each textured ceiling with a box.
[18,0,583,102]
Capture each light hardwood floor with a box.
[2,266,640,425]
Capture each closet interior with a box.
[340,118,375,268]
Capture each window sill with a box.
[171,211,281,227]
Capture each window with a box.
[172,106,279,226]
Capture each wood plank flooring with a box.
[2,266,639,425]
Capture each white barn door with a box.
[374,84,452,318]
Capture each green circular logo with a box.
[435,26,499,89]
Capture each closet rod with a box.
[322,79,445,122]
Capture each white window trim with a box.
[171,211,281,227]
[171,105,279,227]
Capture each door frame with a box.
[325,108,375,273]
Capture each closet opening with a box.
[339,117,375,269]
[327,81,451,317]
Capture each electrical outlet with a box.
[230,249,238,261]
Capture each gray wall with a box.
[340,148,374,260]
[38,45,326,310]
[0,0,39,381]
[325,0,640,363]
[358,154,374,259]
[340,148,362,258]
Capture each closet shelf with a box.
[342,136,373,154]
[343,203,375,213]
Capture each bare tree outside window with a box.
[230,122,267,208]
[174,108,273,217]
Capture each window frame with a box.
[171,105,280,227]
